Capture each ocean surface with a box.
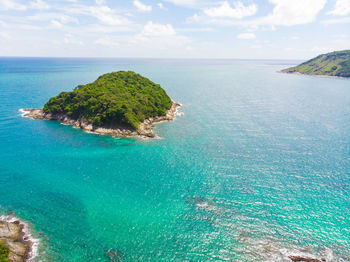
[0,58,349,261]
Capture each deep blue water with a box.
[0,57,349,261]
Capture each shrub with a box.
[0,241,9,262]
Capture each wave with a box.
[19,108,31,117]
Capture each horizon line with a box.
[0,56,303,61]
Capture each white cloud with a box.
[157,3,166,10]
[28,13,79,25]
[87,24,137,33]
[59,14,78,24]
[0,0,27,10]
[284,47,295,51]
[327,0,350,16]
[187,13,229,26]
[322,16,350,24]
[63,34,83,45]
[30,0,50,10]
[164,0,198,8]
[258,0,327,26]
[142,21,176,36]
[61,4,132,28]
[95,37,118,46]
[237,32,256,39]
[134,21,190,49]
[88,5,131,26]
[189,0,327,28]
[0,31,11,39]
[0,20,7,27]
[50,20,63,28]
[95,0,106,5]
[204,1,257,19]
[177,26,214,32]
[133,0,152,12]
[0,0,347,59]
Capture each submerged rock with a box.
[106,248,123,262]
[288,255,326,262]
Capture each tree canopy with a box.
[43,71,172,129]
[0,241,9,262]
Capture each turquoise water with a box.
[0,58,349,261]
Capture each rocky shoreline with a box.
[0,215,39,262]
[280,70,347,79]
[20,102,181,138]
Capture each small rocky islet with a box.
[21,71,181,138]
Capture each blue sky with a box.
[0,0,349,59]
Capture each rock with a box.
[0,217,38,262]
[0,221,20,239]
[288,255,326,262]
[5,241,27,257]
[20,101,181,139]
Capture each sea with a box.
[0,57,349,261]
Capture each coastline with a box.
[0,215,39,262]
[279,70,349,79]
[20,101,181,138]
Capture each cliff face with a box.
[282,50,350,77]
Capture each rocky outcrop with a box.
[0,216,38,262]
[20,102,181,138]
[289,255,326,262]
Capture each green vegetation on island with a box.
[0,241,9,262]
[43,71,173,130]
[282,50,350,77]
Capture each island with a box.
[21,71,181,138]
[281,50,350,78]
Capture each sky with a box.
[0,0,349,59]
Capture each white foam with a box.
[19,108,30,117]
[196,202,209,208]
[0,215,40,261]
[175,104,184,117]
